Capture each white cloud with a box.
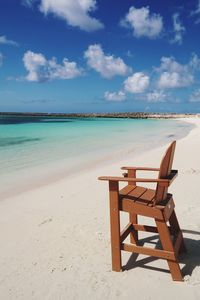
[27,0,104,32]
[158,72,193,89]
[23,51,46,82]
[104,91,126,102]
[191,0,200,24]
[189,89,200,102]
[84,44,131,79]
[23,50,82,82]
[157,56,195,89]
[146,90,166,102]
[0,35,18,46]
[170,13,185,45]
[124,72,149,93]
[121,6,163,39]
[189,53,200,70]
[157,56,184,73]
[0,53,3,67]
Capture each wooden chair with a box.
[99,141,186,281]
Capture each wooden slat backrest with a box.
[154,141,176,205]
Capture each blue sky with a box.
[0,0,200,113]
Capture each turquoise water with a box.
[0,116,193,199]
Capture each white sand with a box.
[0,118,200,300]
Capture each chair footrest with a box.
[120,223,177,239]
[121,243,176,260]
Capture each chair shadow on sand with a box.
[123,229,200,278]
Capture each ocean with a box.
[0,115,193,199]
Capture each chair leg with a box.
[127,170,138,244]
[167,260,183,281]
[169,210,186,253]
[129,213,138,244]
[156,219,183,281]
[109,181,122,272]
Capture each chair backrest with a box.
[154,141,176,205]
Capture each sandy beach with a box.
[0,117,200,300]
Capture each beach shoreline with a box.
[0,117,200,299]
[0,117,194,201]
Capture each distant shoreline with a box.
[0,112,199,119]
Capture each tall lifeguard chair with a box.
[99,141,186,281]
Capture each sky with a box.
[0,0,200,113]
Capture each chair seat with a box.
[119,185,156,206]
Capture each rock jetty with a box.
[0,112,199,119]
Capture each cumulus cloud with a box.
[146,90,166,102]
[156,56,184,73]
[124,72,149,93]
[0,35,18,46]
[190,0,200,24]
[25,0,104,32]
[104,91,126,102]
[84,44,131,79]
[189,89,200,102]
[170,13,185,45]
[157,72,193,89]
[0,53,3,66]
[23,50,82,82]
[156,56,196,89]
[121,6,163,39]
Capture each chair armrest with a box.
[121,167,160,171]
[98,176,170,187]
[99,170,178,187]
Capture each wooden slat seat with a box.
[119,185,136,196]
[119,186,156,206]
